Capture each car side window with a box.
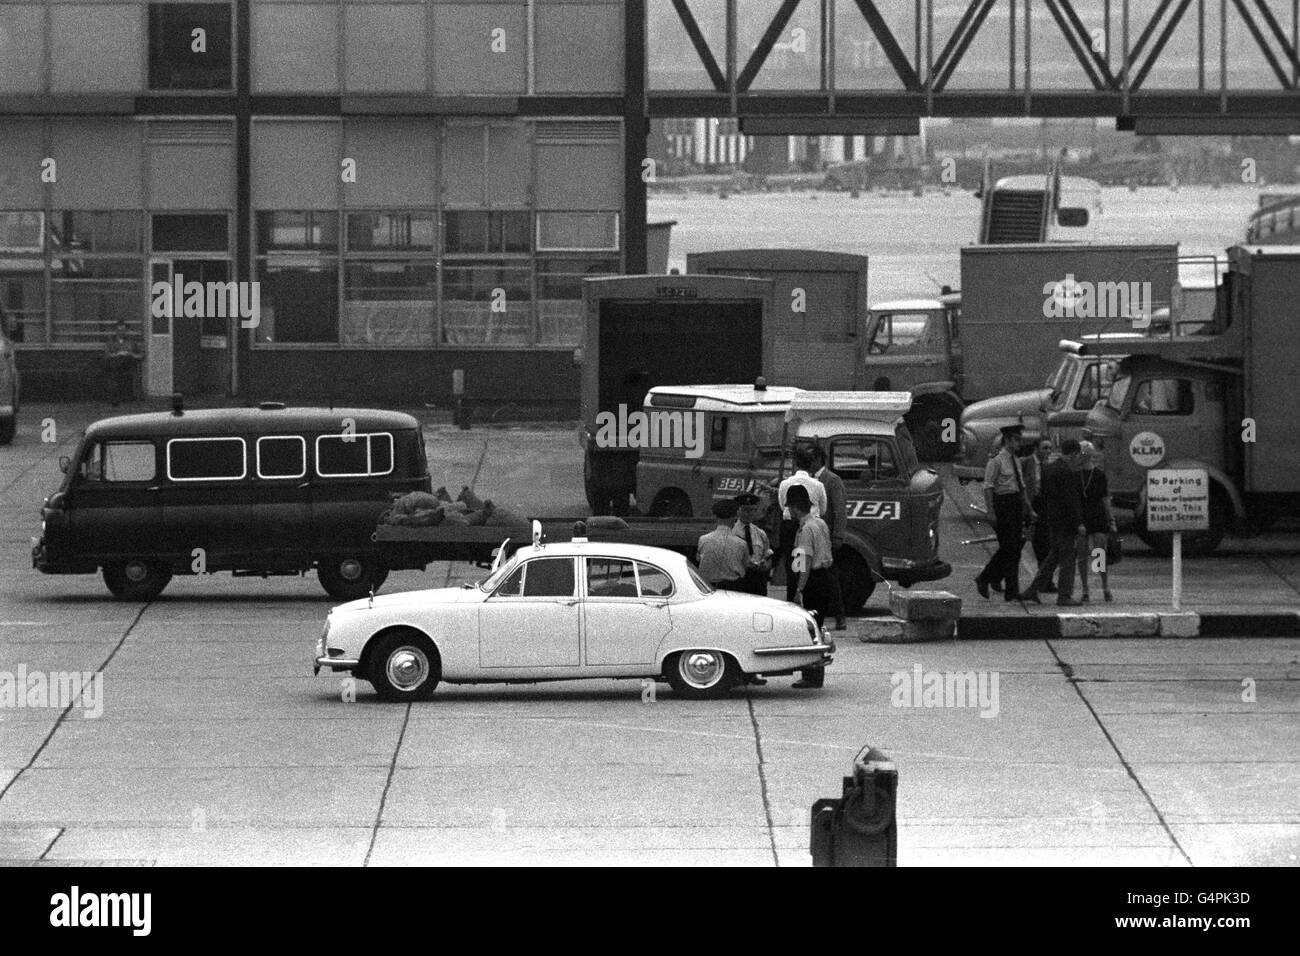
[636,563,675,597]
[492,563,525,597]
[587,558,639,597]
[521,557,575,597]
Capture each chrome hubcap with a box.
[339,558,364,582]
[124,561,149,584]
[681,651,724,688]
[386,647,428,691]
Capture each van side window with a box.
[167,437,246,481]
[82,441,156,482]
[1132,379,1194,416]
[316,432,394,477]
[710,416,728,453]
[257,435,306,479]
[831,438,899,483]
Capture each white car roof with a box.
[645,383,803,413]
[509,539,692,567]
[786,391,913,423]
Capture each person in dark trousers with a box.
[1021,438,1088,606]
[696,498,750,591]
[731,492,773,596]
[1025,437,1057,592]
[103,320,141,407]
[976,424,1035,601]
[1074,440,1117,603]
[809,444,848,630]
[775,446,828,603]
[786,484,832,689]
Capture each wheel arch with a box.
[358,623,442,678]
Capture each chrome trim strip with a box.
[753,644,831,656]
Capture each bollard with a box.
[810,744,897,866]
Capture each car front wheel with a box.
[665,649,739,699]
[368,629,440,702]
[102,559,172,600]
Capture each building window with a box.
[255,211,339,345]
[441,262,532,346]
[342,212,437,348]
[0,212,47,345]
[536,257,618,347]
[46,211,145,347]
[148,2,234,91]
[444,211,530,254]
[536,212,619,252]
[151,213,230,253]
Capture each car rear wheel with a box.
[317,555,388,601]
[102,559,172,600]
[368,629,440,702]
[665,650,739,699]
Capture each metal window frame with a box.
[314,430,394,478]
[166,435,248,482]
[254,433,307,480]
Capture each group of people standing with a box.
[976,424,1117,606]
[695,444,849,689]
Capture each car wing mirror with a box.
[489,539,510,574]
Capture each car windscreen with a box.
[748,413,787,459]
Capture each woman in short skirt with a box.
[1075,440,1117,602]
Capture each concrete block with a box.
[1057,613,1160,638]
[1158,612,1201,637]
[888,589,962,622]
[858,616,954,644]
[858,616,905,643]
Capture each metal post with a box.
[1024,0,1032,114]
[1010,0,1017,89]
[1220,0,1227,111]
[1172,530,1182,609]
[1198,0,1205,91]
[926,0,934,115]
[727,0,738,115]
[1122,0,1130,115]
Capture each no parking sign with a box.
[1146,467,1210,608]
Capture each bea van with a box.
[33,402,431,600]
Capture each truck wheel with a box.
[368,629,440,702]
[665,650,739,699]
[1137,485,1229,557]
[649,489,692,518]
[102,560,172,600]
[836,551,876,614]
[318,555,389,601]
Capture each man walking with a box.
[786,484,831,689]
[809,443,848,629]
[1025,437,1056,593]
[731,492,773,596]
[776,446,828,602]
[696,498,751,591]
[1021,438,1088,606]
[976,424,1034,601]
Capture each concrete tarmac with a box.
[1,406,1296,865]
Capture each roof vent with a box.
[258,401,287,410]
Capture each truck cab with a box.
[1084,354,1235,556]
[862,291,963,459]
[636,386,950,610]
[954,340,1123,482]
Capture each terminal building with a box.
[0,0,641,412]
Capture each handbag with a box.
[1105,533,1124,567]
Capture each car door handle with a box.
[147,485,160,492]
[558,599,579,606]
[298,481,311,489]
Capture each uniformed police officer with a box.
[976,424,1036,601]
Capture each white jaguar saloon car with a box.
[314,535,833,701]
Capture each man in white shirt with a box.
[777,446,828,519]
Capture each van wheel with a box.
[665,650,739,699]
[368,629,440,702]
[103,560,172,600]
[649,489,692,518]
[318,556,389,601]
[836,551,876,614]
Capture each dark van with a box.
[32,403,431,600]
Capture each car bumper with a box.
[314,653,361,676]
[753,639,834,666]
[31,537,96,575]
